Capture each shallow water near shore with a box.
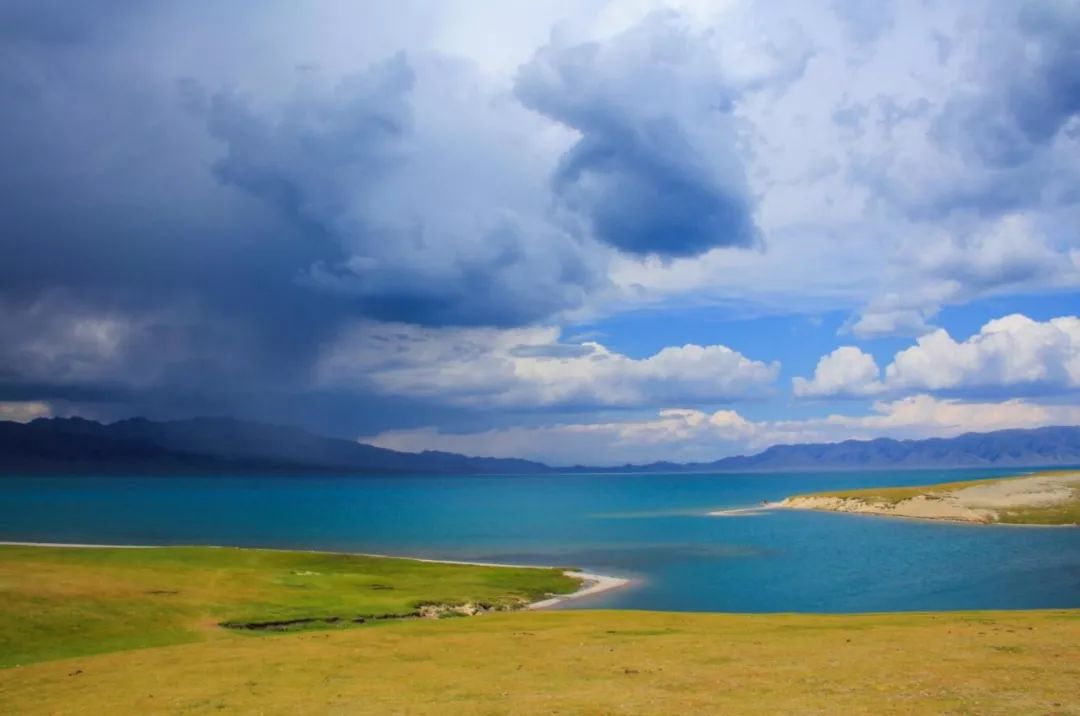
[1,468,1078,612]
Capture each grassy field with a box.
[2,546,1077,715]
[800,470,1080,525]
[1,608,1077,715]
[0,544,578,667]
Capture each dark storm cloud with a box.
[0,22,347,396]
[0,2,608,432]
[515,13,759,258]
[201,53,603,328]
[207,54,415,244]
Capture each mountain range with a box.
[0,417,549,475]
[1,417,1079,475]
[615,425,1080,472]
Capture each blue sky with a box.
[1,0,1079,465]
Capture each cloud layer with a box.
[0,0,1077,457]
[318,322,778,409]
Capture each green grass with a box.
[0,545,578,667]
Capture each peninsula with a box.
[775,471,1080,525]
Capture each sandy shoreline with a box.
[0,540,631,608]
[527,572,631,609]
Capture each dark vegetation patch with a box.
[220,612,413,632]
[220,600,523,632]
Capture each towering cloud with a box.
[516,12,759,257]
[203,54,606,328]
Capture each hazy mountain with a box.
[1,418,1078,475]
[592,426,1080,472]
[0,417,549,475]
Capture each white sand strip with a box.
[707,504,782,517]
[529,571,631,609]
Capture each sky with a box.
[1,0,1079,466]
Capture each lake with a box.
[1,468,1078,612]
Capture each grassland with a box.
[782,470,1080,525]
[2,608,1078,715]
[2,545,1077,715]
[0,544,579,667]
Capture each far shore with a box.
[0,540,631,608]
[714,471,1080,526]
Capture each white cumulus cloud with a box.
[797,313,1080,398]
[885,314,1080,393]
[792,346,883,397]
[317,321,779,409]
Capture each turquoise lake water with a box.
[1,468,1078,612]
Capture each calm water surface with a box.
[1,468,1078,612]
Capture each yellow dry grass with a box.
[2,609,1077,715]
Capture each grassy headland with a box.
[0,544,579,667]
[779,470,1080,525]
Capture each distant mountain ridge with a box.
[1,417,1079,475]
[605,426,1080,473]
[0,417,549,475]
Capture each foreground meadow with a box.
[2,609,1077,715]
[0,544,578,667]
[1,545,1077,715]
